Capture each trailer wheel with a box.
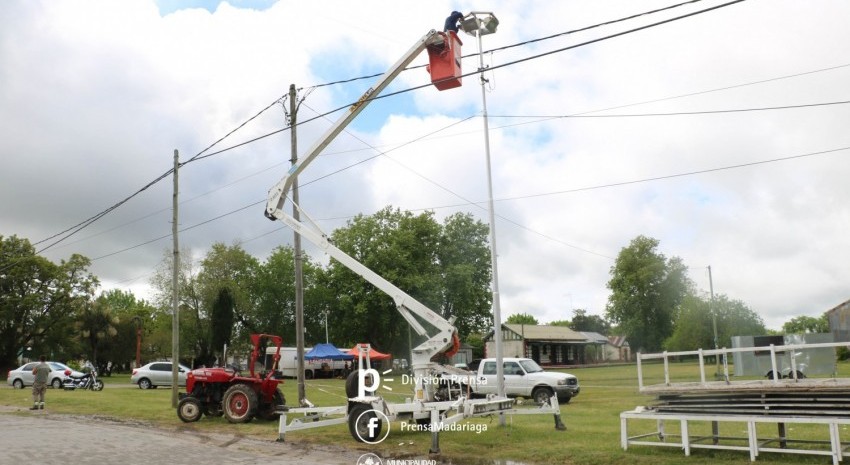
[177,396,203,423]
[348,402,382,443]
[345,370,377,399]
[223,384,258,423]
[345,370,359,398]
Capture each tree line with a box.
[2,212,833,375]
[0,207,494,373]
[506,235,831,355]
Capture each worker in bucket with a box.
[444,11,464,33]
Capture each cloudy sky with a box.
[2,0,849,332]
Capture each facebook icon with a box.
[367,416,380,439]
[353,407,390,444]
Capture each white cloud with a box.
[2,0,849,334]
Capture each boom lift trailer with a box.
[265,29,564,452]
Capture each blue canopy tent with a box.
[304,343,354,361]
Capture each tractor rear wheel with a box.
[223,384,258,423]
[257,388,285,421]
[177,396,203,423]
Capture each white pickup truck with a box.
[462,357,580,405]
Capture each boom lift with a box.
[265,29,563,452]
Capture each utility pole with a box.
[290,84,307,406]
[171,149,180,408]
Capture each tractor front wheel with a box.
[177,396,203,423]
[223,384,258,423]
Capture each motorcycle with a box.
[63,368,104,391]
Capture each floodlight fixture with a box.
[461,11,499,37]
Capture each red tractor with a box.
[177,333,286,423]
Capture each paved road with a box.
[0,411,363,465]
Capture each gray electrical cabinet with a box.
[731,333,836,378]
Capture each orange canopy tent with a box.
[348,344,392,361]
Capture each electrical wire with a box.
[304,0,711,90]
[12,0,774,259]
[488,99,850,119]
[185,0,749,165]
[52,92,850,254]
[20,0,750,253]
[86,140,850,265]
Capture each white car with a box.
[131,362,190,389]
[7,361,85,389]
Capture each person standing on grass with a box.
[30,355,50,410]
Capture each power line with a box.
[185,0,749,165]
[53,87,850,263]
[488,99,850,119]
[305,0,711,90]
[51,93,850,254]
[87,143,849,265]
[16,0,768,255]
[495,146,850,202]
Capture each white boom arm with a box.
[266,29,446,218]
[264,30,460,397]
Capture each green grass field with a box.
[3,361,848,465]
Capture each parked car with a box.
[7,361,85,389]
[131,362,190,389]
[462,357,580,405]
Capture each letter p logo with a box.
[358,368,381,398]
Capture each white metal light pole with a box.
[708,265,719,377]
[461,11,505,425]
[323,309,329,344]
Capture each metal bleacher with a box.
[621,342,850,464]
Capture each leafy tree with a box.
[0,235,97,372]
[76,297,119,372]
[664,294,712,351]
[209,288,235,359]
[715,295,767,343]
[465,332,485,358]
[95,289,159,373]
[782,314,829,334]
[149,247,202,363]
[665,293,766,351]
[194,243,259,365]
[437,213,493,337]
[569,309,612,334]
[506,312,539,325]
[249,245,326,346]
[605,235,690,352]
[549,319,571,327]
[325,207,443,355]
